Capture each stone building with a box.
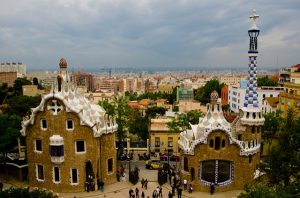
[21,58,118,193]
[178,10,264,192]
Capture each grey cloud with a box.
[0,0,299,70]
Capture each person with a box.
[156,186,160,197]
[141,191,145,198]
[141,178,145,188]
[136,187,140,198]
[177,187,182,198]
[152,190,157,198]
[188,184,193,194]
[129,188,134,198]
[100,180,104,192]
[183,179,187,190]
[159,186,162,197]
[97,178,100,191]
[171,183,175,195]
[144,179,148,190]
[210,183,215,195]
[168,191,173,198]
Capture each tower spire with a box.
[241,10,264,126]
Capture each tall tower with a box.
[241,10,264,126]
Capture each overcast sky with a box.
[0,0,299,71]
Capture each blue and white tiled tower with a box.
[241,10,264,126]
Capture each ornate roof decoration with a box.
[178,91,260,156]
[210,90,219,103]
[21,59,117,137]
[59,58,67,68]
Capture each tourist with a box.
[156,186,160,197]
[177,187,182,198]
[144,179,148,190]
[129,188,134,198]
[168,191,173,198]
[188,184,193,194]
[183,179,187,190]
[210,183,215,195]
[159,186,162,197]
[141,191,145,198]
[141,178,145,188]
[136,187,140,198]
[97,178,100,191]
[171,183,175,195]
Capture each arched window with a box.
[252,126,255,133]
[184,157,189,171]
[215,137,220,150]
[249,155,252,163]
[209,139,214,148]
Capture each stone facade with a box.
[21,58,117,193]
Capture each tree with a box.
[262,110,282,152]
[0,83,14,104]
[145,106,167,119]
[239,183,277,198]
[13,77,32,96]
[99,99,115,119]
[266,109,300,187]
[128,109,149,140]
[0,114,22,179]
[167,110,203,133]
[187,109,203,124]
[4,95,41,117]
[195,80,222,104]
[33,77,39,85]
[112,96,131,142]
[257,76,277,87]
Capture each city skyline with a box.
[0,0,299,70]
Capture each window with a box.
[41,119,47,130]
[76,140,85,153]
[36,164,44,181]
[201,160,232,184]
[249,155,252,163]
[35,139,42,152]
[168,137,173,147]
[238,134,242,141]
[108,158,113,173]
[209,139,214,148]
[215,137,220,150]
[66,119,74,130]
[53,167,60,183]
[184,157,189,171]
[222,139,225,148]
[252,126,256,133]
[155,137,160,147]
[71,168,78,184]
[50,145,64,156]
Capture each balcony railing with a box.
[51,156,64,164]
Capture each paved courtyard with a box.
[1,159,242,198]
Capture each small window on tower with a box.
[66,119,74,130]
[222,139,225,148]
[209,139,214,148]
[41,119,47,130]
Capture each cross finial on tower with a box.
[249,9,259,30]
